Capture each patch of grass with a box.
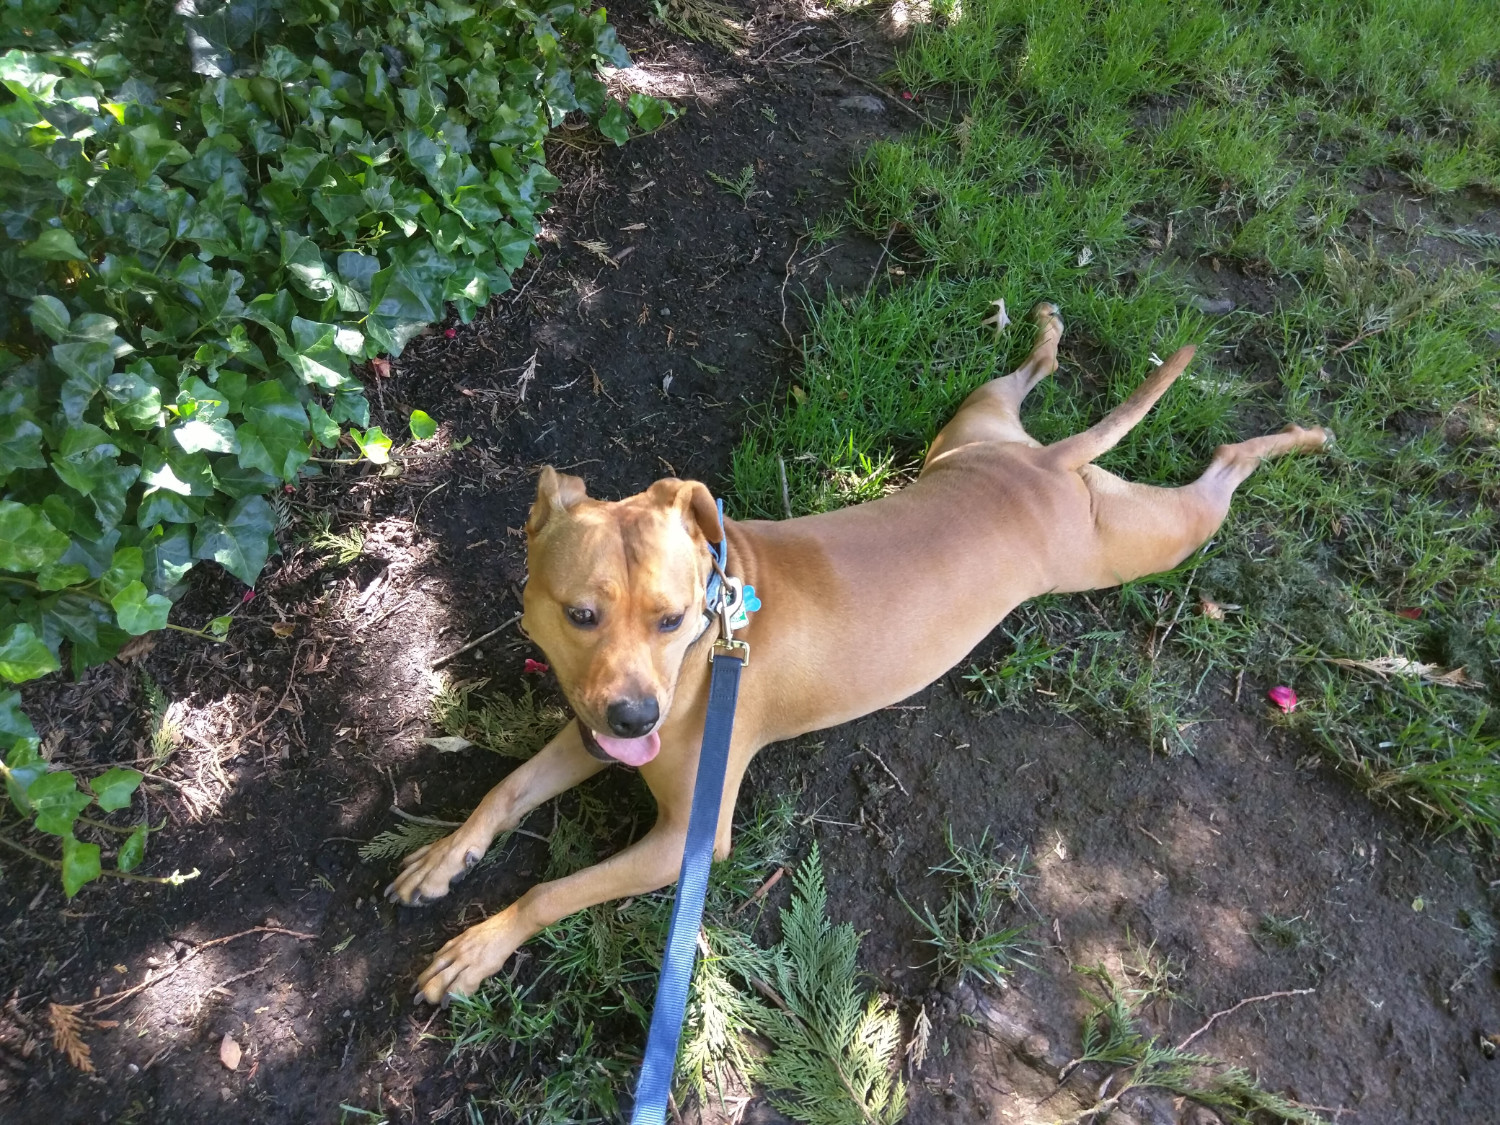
[901,826,1034,988]
[430,677,570,759]
[732,0,1500,837]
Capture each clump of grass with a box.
[901,826,1033,988]
[1255,913,1322,954]
[430,676,569,759]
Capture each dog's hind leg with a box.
[1060,424,1333,590]
[925,302,1065,464]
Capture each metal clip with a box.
[711,638,749,665]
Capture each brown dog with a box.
[387,303,1331,1005]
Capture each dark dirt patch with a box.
[4,8,1498,1125]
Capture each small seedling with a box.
[708,164,756,204]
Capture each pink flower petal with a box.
[1395,607,1422,619]
[444,328,457,339]
[241,589,256,604]
[1267,685,1297,713]
[524,658,549,675]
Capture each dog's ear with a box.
[527,466,588,535]
[647,478,722,544]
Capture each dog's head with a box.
[522,467,722,766]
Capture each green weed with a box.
[708,164,757,204]
[302,511,366,567]
[901,826,1034,988]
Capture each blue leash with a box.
[630,504,748,1124]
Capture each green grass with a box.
[732,0,1500,838]
[900,826,1034,987]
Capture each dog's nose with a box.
[606,697,659,738]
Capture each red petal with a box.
[524,658,549,675]
[1395,607,1422,619]
[1266,685,1297,713]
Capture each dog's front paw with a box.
[413,911,521,1006]
[384,832,484,907]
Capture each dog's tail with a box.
[1042,345,1196,471]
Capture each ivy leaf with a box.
[142,523,195,593]
[286,318,350,388]
[351,426,392,465]
[0,623,61,682]
[100,547,145,600]
[307,401,340,448]
[52,340,116,422]
[28,294,71,341]
[193,495,275,585]
[4,744,47,814]
[111,581,173,635]
[29,771,92,835]
[598,101,630,145]
[117,823,147,872]
[23,227,88,261]
[409,409,436,440]
[0,501,70,572]
[0,416,47,476]
[90,766,143,812]
[61,833,102,898]
[173,417,240,454]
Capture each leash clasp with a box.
[710,638,749,665]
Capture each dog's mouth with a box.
[579,722,662,768]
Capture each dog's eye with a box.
[659,612,685,633]
[566,607,597,628]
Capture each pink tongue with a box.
[591,729,661,767]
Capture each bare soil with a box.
[3,8,1497,1124]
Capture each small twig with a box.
[389,807,463,828]
[816,59,937,127]
[780,233,807,351]
[777,456,793,520]
[1177,987,1315,1051]
[431,613,523,669]
[860,744,909,797]
[82,925,316,1013]
[732,866,787,915]
[864,224,896,298]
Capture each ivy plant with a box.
[0,0,674,894]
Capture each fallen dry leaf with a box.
[369,356,391,378]
[219,1032,241,1071]
[1198,596,1225,620]
[422,736,474,754]
[270,622,295,638]
[1325,656,1480,688]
